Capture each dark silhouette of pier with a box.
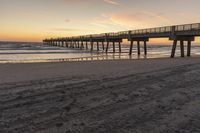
[43,23,200,58]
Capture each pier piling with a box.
[102,42,105,50]
[86,41,88,49]
[91,41,94,51]
[97,42,99,51]
[180,40,185,57]
[119,42,121,53]
[129,40,133,55]
[137,41,140,55]
[144,41,147,55]
[106,41,109,53]
[113,42,115,53]
[171,40,177,58]
[187,40,191,57]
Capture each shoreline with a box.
[0,57,200,84]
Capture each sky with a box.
[0,0,200,42]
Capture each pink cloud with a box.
[92,12,172,30]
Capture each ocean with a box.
[0,41,200,63]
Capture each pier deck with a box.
[43,23,200,58]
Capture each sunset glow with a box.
[1,0,200,42]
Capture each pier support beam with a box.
[76,41,78,48]
[61,41,64,47]
[74,41,76,48]
[144,41,147,55]
[137,41,140,55]
[180,40,185,57]
[70,41,72,48]
[113,42,115,53]
[91,41,94,51]
[86,41,88,49]
[69,41,71,48]
[170,36,194,58]
[66,41,69,48]
[71,41,74,48]
[72,41,74,48]
[119,42,121,53]
[81,41,84,49]
[73,41,76,48]
[106,41,109,53]
[171,40,177,58]
[77,41,80,48]
[73,41,75,48]
[129,40,133,55]
[102,42,105,50]
[129,38,148,55]
[97,42,99,51]
[63,41,65,47]
[61,41,63,47]
[187,40,191,57]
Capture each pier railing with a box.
[45,23,200,40]
[175,23,200,31]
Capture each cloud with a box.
[110,13,172,29]
[142,11,171,24]
[109,13,148,29]
[91,22,109,28]
[103,0,120,6]
[91,11,172,30]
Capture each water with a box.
[0,42,200,63]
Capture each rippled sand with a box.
[0,58,200,133]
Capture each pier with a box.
[43,23,200,58]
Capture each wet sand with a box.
[0,58,200,133]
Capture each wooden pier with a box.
[43,23,200,58]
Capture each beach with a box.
[1,0,200,132]
[0,57,200,133]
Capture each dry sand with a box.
[0,57,200,133]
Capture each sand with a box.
[0,57,200,133]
